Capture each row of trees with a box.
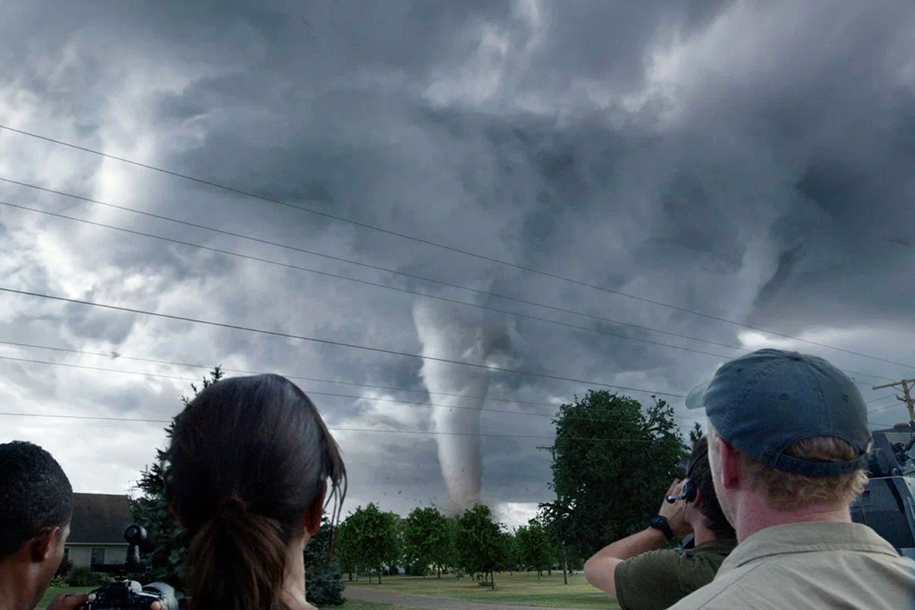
[336,502,560,590]
[335,391,693,590]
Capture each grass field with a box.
[39,586,94,609]
[348,571,618,608]
[41,574,608,609]
[39,586,393,610]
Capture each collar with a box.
[718,522,899,577]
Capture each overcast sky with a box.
[2,0,914,528]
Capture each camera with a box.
[86,580,177,610]
[86,524,179,610]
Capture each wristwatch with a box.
[649,515,674,541]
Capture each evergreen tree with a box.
[130,367,224,586]
[689,421,704,445]
[305,520,345,606]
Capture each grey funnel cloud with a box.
[414,299,509,513]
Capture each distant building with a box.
[65,493,133,569]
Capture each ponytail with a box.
[185,502,290,610]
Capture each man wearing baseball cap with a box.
[670,348,915,609]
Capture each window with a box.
[63,547,69,559]
[90,547,105,566]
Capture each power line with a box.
[867,394,897,406]
[0,338,559,409]
[6,341,895,422]
[0,338,706,422]
[0,199,739,362]
[0,353,704,424]
[2,125,912,372]
[0,181,896,385]
[0,286,686,399]
[0,178,754,356]
[869,400,911,416]
[0,411,660,442]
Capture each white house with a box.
[64,493,134,569]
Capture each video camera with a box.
[851,422,915,560]
[86,524,180,610]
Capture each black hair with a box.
[0,441,73,559]
[689,436,735,539]
[167,374,346,610]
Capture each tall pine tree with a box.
[304,520,346,606]
[130,367,224,586]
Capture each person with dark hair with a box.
[0,441,164,610]
[167,373,347,610]
[0,440,76,610]
[584,436,737,609]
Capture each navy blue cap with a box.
[686,348,871,478]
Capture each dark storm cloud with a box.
[2,0,915,517]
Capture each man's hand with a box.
[658,479,692,537]
[47,593,89,610]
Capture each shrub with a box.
[55,557,74,578]
[68,567,94,587]
[50,577,69,588]
[68,566,111,587]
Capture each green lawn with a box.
[40,586,391,610]
[39,586,94,609]
[347,572,618,608]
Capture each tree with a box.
[689,421,704,445]
[499,530,516,576]
[455,504,507,590]
[304,520,345,606]
[335,517,360,582]
[401,507,452,578]
[515,518,554,578]
[504,530,520,576]
[539,391,685,569]
[131,367,224,586]
[338,504,400,584]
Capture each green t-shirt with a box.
[614,538,737,610]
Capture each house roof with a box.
[68,493,133,544]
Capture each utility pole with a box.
[536,445,569,585]
[872,379,915,422]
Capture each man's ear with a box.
[690,485,704,510]
[716,436,741,490]
[29,527,60,563]
[304,482,327,536]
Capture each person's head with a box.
[687,349,870,529]
[0,441,73,608]
[167,374,346,610]
[683,436,735,539]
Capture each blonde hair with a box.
[708,426,868,511]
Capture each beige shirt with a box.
[668,521,915,609]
